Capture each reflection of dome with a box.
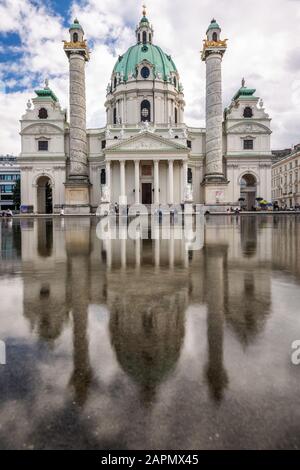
[108,270,188,402]
[113,43,178,82]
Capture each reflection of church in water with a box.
[11,214,278,406]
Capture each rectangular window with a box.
[38,140,48,151]
[187,140,192,149]
[0,185,13,193]
[0,174,15,181]
[101,140,106,149]
[243,139,253,150]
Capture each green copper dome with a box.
[113,43,178,82]
[69,18,83,31]
[207,18,220,32]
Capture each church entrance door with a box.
[240,174,257,211]
[37,176,53,214]
[142,183,152,204]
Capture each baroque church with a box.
[19,7,272,214]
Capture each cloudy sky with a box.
[0,0,299,154]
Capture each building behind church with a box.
[272,144,300,208]
[18,9,272,214]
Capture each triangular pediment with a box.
[226,121,271,134]
[105,131,188,153]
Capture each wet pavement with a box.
[0,215,300,449]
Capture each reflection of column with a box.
[182,239,189,268]
[204,247,228,402]
[121,238,126,269]
[135,237,141,268]
[120,160,126,205]
[155,237,160,268]
[106,160,111,202]
[65,224,92,406]
[134,160,140,204]
[169,228,174,268]
[154,160,160,205]
[168,160,174,204]
[106,238,112,270]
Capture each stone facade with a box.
[272,145,300,207]
[18,13,272,214]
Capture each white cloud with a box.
[0,0,300,154]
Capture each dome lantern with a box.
[136,4,154,44]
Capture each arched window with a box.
[142,31,147,44]
[174,77,177,88]
[149,33,152,43]
[73,32,78,43]
[100,169,106,185]
[113,108,117,124]
[138,33,141,43]
[141,99,151,122]
[38,107,48,119]
[243,106,253,118]
[212,32,218,41]
[175,108,178,124]
[114,76,117,89]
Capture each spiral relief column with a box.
[63,19,91,214]
[69,53,88,179]
[201,19,229,205]
[205,53,224,179]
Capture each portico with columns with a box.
[104,131,189,206]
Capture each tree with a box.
[12,179,21,210]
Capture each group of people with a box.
[0,209,13,217]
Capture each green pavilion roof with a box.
[233,86,256,101]
[34,87,58,102]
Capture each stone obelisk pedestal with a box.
[64,20,91,214]
[201,20,229,209]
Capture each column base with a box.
[64,180,91,215]
[203,173,228,183]
[201,179,230,205]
